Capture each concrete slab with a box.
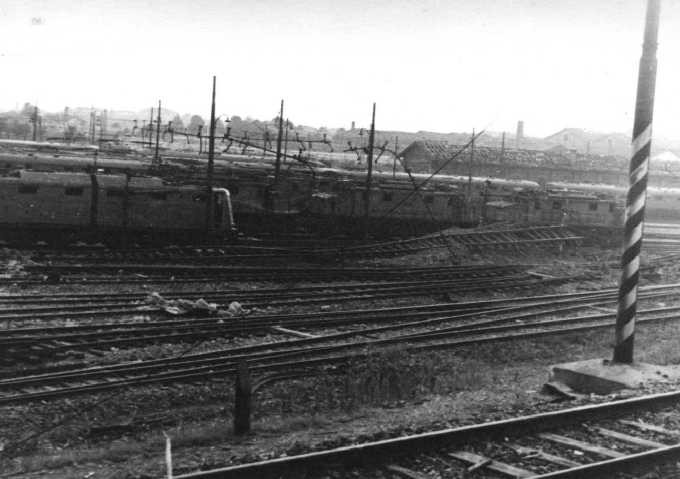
[549,358,680,395]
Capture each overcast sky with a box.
[1,0,679,138]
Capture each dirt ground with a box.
[2,241,680,478]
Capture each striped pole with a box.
[613,0,661,364]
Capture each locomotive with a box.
[0,170,235,243]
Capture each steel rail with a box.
[173,389,680,479]
[0,275,570,320]
[2,305,680,404]
[1,289,676,357]
[0,280,676,305]
[5,286,676,374]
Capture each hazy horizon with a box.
[2,1,679,139]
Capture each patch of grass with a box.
[11,439,149,473]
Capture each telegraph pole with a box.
[500,132,506,163]
[154,100,162,165]
[206,76,217,232]
[613,0,660,364]
[363,102,376,239]
[274,100,284,184]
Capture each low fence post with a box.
[233,361,252,435]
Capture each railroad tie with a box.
[270,326,318,339]
[448,451,534,478]
[538,432,624,459]
[592,426,666,449]
[384,464,430,479]
[619,419,680,438]
[510,444,581,468]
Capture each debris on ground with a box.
[145,292,248,317]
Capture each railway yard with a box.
[5,0,680,477]
[1,219,680,479]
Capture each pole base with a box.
[548,358,680,395]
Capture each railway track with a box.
[173,389,680,478]
[2,285,680,404]
[0,271,569,321]
[14,225,580,264]
[0,278,621,360]
[18,263,537,284]
[316,225,582,258]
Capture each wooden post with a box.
[274,99,284,184]
[363,102,376,239]
[154,100,162,165]
[149,107,154,149]
[393,136,399,178]
[613,0,660,364]
[233,361,252,435]
[31,106,38,142]
[283,118,290,161]
[206,76,217,233]
[467,129,475,222]
[90,110,96,144]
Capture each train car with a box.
[534,192,623,228]
[307,181,470,236]
[547,181,680,223]
[0,170,235,243]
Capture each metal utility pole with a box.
[613,0,660,364]
[274,100,284,184]
[500,132,506,163]
[154,100,162,165]
[205,76,217,232]
[363,102,376,239]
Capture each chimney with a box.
[515,120,524,149]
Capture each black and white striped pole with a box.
[613,0,661,364]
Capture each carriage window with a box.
[609,202,616,212]
[382,192,393,202]
[589,202,598,211]
[229,185,239,195]
[106,189,125,197]
[552,201,562,210]
[18,184,38,194]
[150,192,167,201]
[534,199,542,210]
[192,194,207,202]
[65,187,84,196]
[424,196,434,204]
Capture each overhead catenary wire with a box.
[376,128,487,222]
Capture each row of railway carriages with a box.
[3,146,679,239]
